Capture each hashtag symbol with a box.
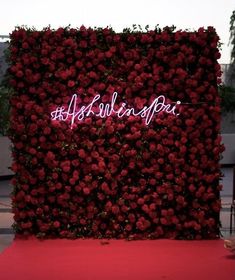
[51,107,65,121]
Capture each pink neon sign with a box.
[50,92,181,126]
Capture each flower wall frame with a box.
[9,26,224,239]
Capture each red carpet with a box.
[0,237,234,280]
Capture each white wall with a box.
[221,113,235,134]
[221,134,235,165]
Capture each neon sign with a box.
[50,92,181,127]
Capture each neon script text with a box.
[51,92,181,127]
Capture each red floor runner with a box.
[0,237,234,280]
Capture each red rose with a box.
[16,70,24,77]
[53,221,60,228]
[111,205,119,214]
[29,148,37,155]
[142,204,149,213]
[60,161,71,172]
[46,151,55,160]
[21,221,32,229]
[78,149,86,158]
[121,205,128,213]
[125,224,132,231]
[68,80,75,87]
[137,198,144,205]
[43,127,51,135]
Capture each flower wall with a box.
[9,26,223,239]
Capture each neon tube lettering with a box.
[50,92,181,127]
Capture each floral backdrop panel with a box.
[8,26,223,239]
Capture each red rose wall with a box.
[8,26,223,239]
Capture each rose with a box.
[78,149,86,158]
[60,161,71,173]
[125,224,132,231]
[111,205,120,214]
[121,205,128,213]
[141,204,149,213]
[53,221,60,228]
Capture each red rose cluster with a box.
[9,26,223,239]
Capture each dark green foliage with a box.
[219,84,235,113]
